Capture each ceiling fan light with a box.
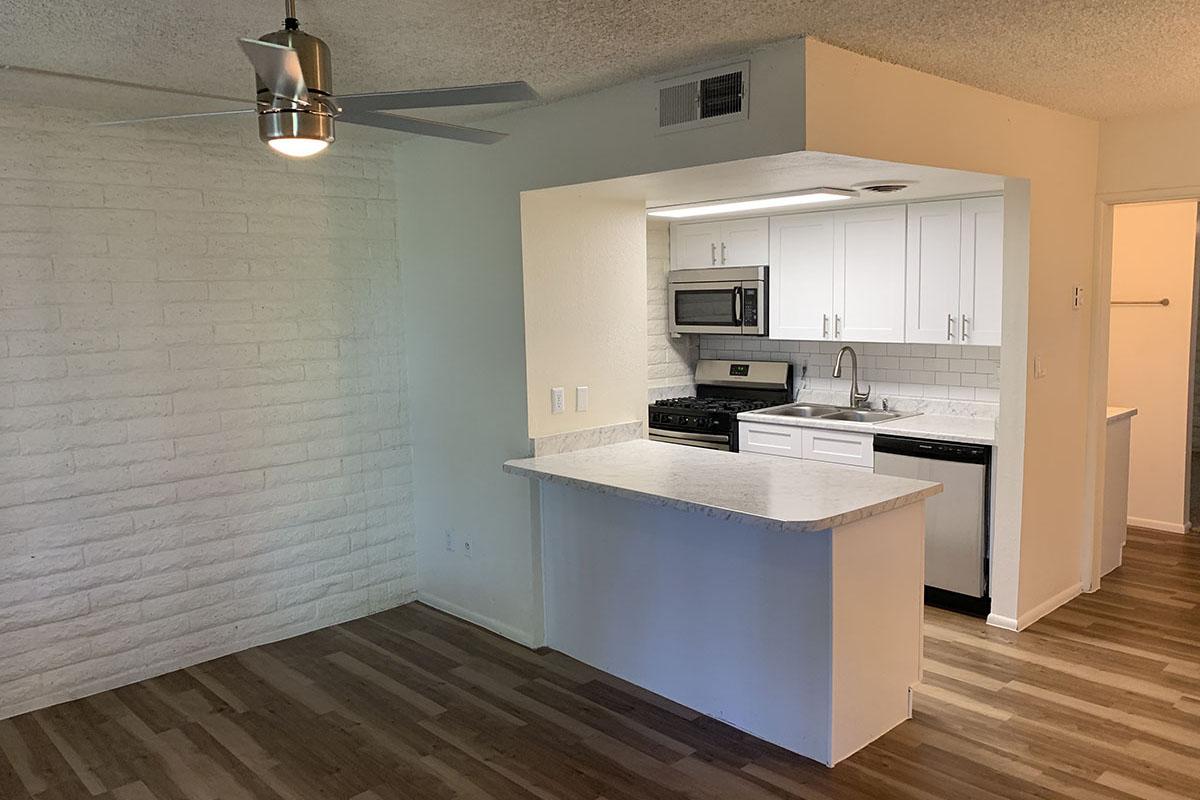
[267,137,330,157]
[259,108,334,157]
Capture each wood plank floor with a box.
[1,527,1197,800]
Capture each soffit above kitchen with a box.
[3,1,1200,122]
[619,151,1003,212]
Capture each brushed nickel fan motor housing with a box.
[255,27,335,147]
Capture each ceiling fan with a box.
[98,0,539,157]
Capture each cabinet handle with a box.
[721,242,727,265]
[834,314,842,338]
[710,243,717,265]
[946,313,955,341]
[822,314,829,338]
[961,315,970,341]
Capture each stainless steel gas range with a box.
[648,360,792,452]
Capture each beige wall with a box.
[803,40,1100,626]
[521,188,649,439]
[1099,107,1200,196]
[1108,201,1197,532]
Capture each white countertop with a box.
[503,439,942,534]
[1107,406,1137,423]
[738,408,997,446]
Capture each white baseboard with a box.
[1128,516,1187,534]
[417,591,541,648]
[1021,583,1083,631]
[987,582,1081,632]
[985,612,1019,631]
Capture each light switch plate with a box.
[551,387,565,414]
[575,386,589,412]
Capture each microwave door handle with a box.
[733,286,743,327]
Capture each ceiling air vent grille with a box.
[656,62,749,134]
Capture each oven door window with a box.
[674,288,738,328]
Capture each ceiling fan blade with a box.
[237,37,309,106]
[1,63,248,105]
[93,108,258,127]
[339,110,506,144]
[338,81,539,112]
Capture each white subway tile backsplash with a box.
[699,334,1002,405]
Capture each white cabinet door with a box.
[800,428,874,468]
[834,205,907,343]
[905,200,963,344]
[960,196,1004,347]
[769,212,835,340]
[720,217,770,267]
[739,422,804,459]
[670,221,722,269]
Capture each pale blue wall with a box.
[395,39,808,644]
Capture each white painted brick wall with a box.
[647,220,696,397]
[0,106,414,718]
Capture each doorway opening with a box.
[1099,200,1200,578]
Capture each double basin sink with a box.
[753,403,916,424]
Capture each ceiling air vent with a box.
[657,62,749,133]
[858,182,914,194]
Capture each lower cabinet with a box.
[740,422,874,469]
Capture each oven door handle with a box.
[733,286,743,327]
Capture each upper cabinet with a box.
[905,197,1003,346]
[835,205,907,343]
[670,217,769,269]
[770,212,835,340]
[905,201,963,344]
[670,196,1002,346]
[959,197,1004,347]
[770,205,906,343]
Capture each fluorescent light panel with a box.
[647,188,858,219]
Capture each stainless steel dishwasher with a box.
[873,435,991,616]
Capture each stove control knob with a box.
[709,418,723,429]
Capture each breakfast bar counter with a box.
[505,439,941,766]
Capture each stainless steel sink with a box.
[767,404,842,417]
[752,404,916,424]
[819,409,907,423]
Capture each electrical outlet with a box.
[551,387,565,414]
[575,386,589,412]
[1073,286,1084,310]
[444,530,454,552]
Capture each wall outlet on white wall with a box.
[444,530,455,551]
[576,386,589,412]
[551,387,565,414]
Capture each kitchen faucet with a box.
[832,345,871,408]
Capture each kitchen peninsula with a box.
[504,439,941,766]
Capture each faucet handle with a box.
[856,384,872,408]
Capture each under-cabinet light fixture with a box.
[647,188,858,219]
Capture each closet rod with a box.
[1111,298,1170,306]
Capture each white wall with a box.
[521,188,648,438]
[396,40,809,645]
[0,107,413,718]
[1107,201,1197,533]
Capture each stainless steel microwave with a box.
[668,266,767,336]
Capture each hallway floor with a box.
[1,528,1197,800]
